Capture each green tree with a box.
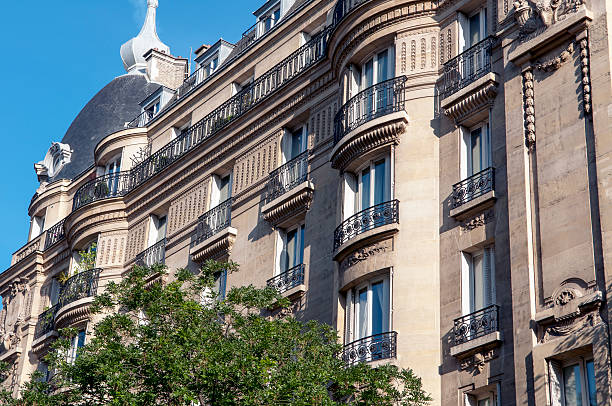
[3,261,431,405]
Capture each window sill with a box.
[450,190,496,220]
[450,331,501,358]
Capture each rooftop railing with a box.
[266,150,309,203]
[72,172,131,211]
[334,76,407,145]
[135,238,166,267]
[453,305,499,345]
[266,264,305,294]
[193,199,232,245]
[441,36,494,99]
[342,331,397,365]
[57,268,101,310]
[333,200,399,250]
[452,167,494,208]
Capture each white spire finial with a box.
[120,0,170,74]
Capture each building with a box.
[2,0,611,403]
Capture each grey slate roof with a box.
[52,74,160,182]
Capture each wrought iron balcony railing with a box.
[72,172,131,211]
[342,331,397,365]
[334,76,407,145]
[129,28,330,188]
[57,268,101,310]
[135,238,166,267]
[452,167,494,208]
[266,151,309,203]
[126,110,154,129]
[266,264,305,294]
[44,219,66,250]
[453,304,499,346]
[334,200,399,250]
[332,0,371,25]
[441,36,494,99]
[194,199,232,245]
[34,303,59,339]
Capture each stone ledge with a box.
[55,296,95,329]
[330,111,408,171]
[262,181,314,228]
[441,73,499,125]
[31,331,59,355]
[282,283,306,299]
[334,223,400,262]
[0,346,22,363]
[450,190,496,220]
[190,227,237,262]
[450,331,501,358]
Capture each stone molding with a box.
[11,236,43,266]
[31,331,58,355]
[449,190,496,220]
[331,112,408,171]
[54,297,95,330]
[190,227,237,263]
[262,182,314,228]
[334,223,399,262]
[442,73,499,123]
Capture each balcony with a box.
[262,151,313,228]
[334,200,399,253]
[441,37,494,100]
[342,331,397,366]
[135,238,166,267]
[332,0,371,26]
[190,199,236,262]
[44,219,66,250]
[34,304,59,340]
[266,264,305,296]
[126,110,154,129]
[450,167,495,219]
[72,172,131,211]
[451,305,501,357]
[57,268,101,310]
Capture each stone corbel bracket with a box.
[262,182,314,229]
[442,73,500,124]
[330,111,408,171]
[190,227,237,263]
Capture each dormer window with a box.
[144,98,161,117]
[263,8,280,33]
[254,1,281,36]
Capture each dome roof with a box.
[51,74,160,182]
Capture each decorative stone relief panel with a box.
[232,132,281,197]
[310,98,338,148]
[397,29,439,73]
[340,239,392,272]
[97,233,126,267]
[167,182,208,235]
[126,218,148,262]
[460,209,495,233]
[513,0,585,39]
[0,279,30,352]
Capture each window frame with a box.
[460,119,491,180]
[549,357,597,406]
[356,154,392,212]
[461,244,496,315]
[275,223,305,275]
[345,274,391,343]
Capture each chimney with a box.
[144,49,189,90]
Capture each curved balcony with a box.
[332,0,371,26]
[342,331,397,365]
[55,268,101,329]
[135,238,166,267]
[266,264,305,295]
[72,172,131,211]
[334,200,399,253]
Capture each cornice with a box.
[190,227,237,263]
[262,182,314,228]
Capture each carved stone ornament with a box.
[0,278,30,353]
[535,42,574,71]
[35,142,72,182]
[460,209,495,232]
[512,0,584,37]
[340,240,391,271]
[459,349,498,374]
[541,310,600,343]
[522,68,536,150]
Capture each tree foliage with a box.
[1,261,431,405]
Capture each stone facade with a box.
[3,0,612,404]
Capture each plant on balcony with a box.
[5,261,431,405]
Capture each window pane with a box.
[371,281,385,335]
[377,50,389,83]
[219,175,231,202]
[477,399,490,406]
[361,167,371,210]
[374,160,387,205]
[472,253,484,312]
[586,360,596,406]
[563,364,583,406]
[471,128,483,175]
[298,225,305,265]
[358,288,368,339]
[469,13,481,46]
[364,59,373,88]
[291,128,303,159]
[286,229,297,269]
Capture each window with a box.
[37,361,52,383]
[144,98,161,117]
[72,240,97,275]
[459,8,487,51]
[462,122,491,178]
[461,245,495,315]
[549,358,597,406]
[261,7,280,33]
[200,269,227,306]
[66,329,86,364]
[343,155,391,220]
[464,391,497,406]
[147,214,167,247]
[276,224,305,274]
[211,173,232,208]
[29,214,46,241]
[345,275,390,343]
[282,125,308,162]
[48,278,61,306]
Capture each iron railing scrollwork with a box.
[266,151,309,203]
[57,268,101,309]
[441,36,494,99]
[342,331,397,365]
[333,200,399,250]
[193,199,232,245]
[44,219,66,250]
[452,167,494,208]
[267,264,305,294]
[126,110,154,128]
[453,304,499,345]
[135,238,166,267]
[334,76,407,145]
[72,172,131,211]
[34,303,59,339]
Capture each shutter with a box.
[345,290,352,344]
[461,253,472,315]
[548,360,563,406]
[281,128,292,164]
[483,246,494,307]
[457,12,469,52]
[460,126,471,179]
[343,173,357,220]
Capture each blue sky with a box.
[0,0,259,270]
